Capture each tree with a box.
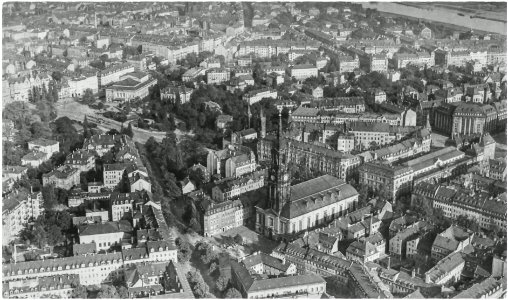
[208,262,218,275]
[97,285,119,298]
[83,116,92,139]
[53,116,82,153]
[216,275,229,293]
[31,121,53,140]
[233,234,244,245]
[71,285,88,298]
[82,89,95,104]
[175,237,192,262]
[225,287,242,298]
[122,123,134,138]
[3,101,34,128]
[42,185,58,210]
[51,71,63,82]
[188,167,207,189]
[187,270,210,298]
[46,224,66,247]
[116,286,128,298]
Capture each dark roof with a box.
[249,273,325,292]
[72,243,96,255]
[242,252,290,272]
[29,138,59,147]
[79,220,132,236]
[280,175,358,219]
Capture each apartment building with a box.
[182,67,207,82]
[206,144,256,179]
[349,122,417,149]
[103,163,136,188]
[83,134,126,157]
[389,221,427,259]
[291,106,404,126]
[65,149,96,173]
[111,192,146,222]
[4,73,51,103]
[167,42,200,64]
[291,64,318,80]
[2,166,28,182]
[314,97,366,113]
[3,275,78,299]
[206,68,230,84]
[68,73,99,97]
[412,182,507,232]
[42,165,80,190]
[195,195,243,237]
[238,39,319,58]
[230,259,326,299]
[160,85,194,104]
[243,88,278,105]
[393,52,434,69]
[211,170,265,202]
[338,55,360,73]
[454,277,507,298]
[2,190,44,244]
[424,252,465,285]
[98,63,135,87]
[358,162,414,201]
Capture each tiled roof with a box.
[3,252,123,276]
[73,243,96,255]
[242,252,290,272]
[29,138,59,147]
[453,276,505,298]
[249,273,325,292]
[3,165,28,174]
[280,175,358,219]
[22,151,47,161]
[42,165,79,179]
[425,252,465,283]
[79,220,132,236]
[292,106,319,117]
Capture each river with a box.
[362,2,506,36]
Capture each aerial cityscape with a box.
[1,1,507,299]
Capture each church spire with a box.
[425,114,432,132]
[260,107,266,138]
[247,105,252,129]
[278,107,283,149]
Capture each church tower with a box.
[267,109,291,214]
[247,105,252,129]
[260,107,266,138]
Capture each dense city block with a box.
[2,2,507,299]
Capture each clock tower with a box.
[267,109,291,213]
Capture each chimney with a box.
[387,257,391,270]
[412,268,416,278]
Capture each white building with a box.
[291,64,318,80]
[2,190,44,244]
[243,88,278,105]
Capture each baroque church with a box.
[255,110,360,239]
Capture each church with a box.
[255,110,359,239]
